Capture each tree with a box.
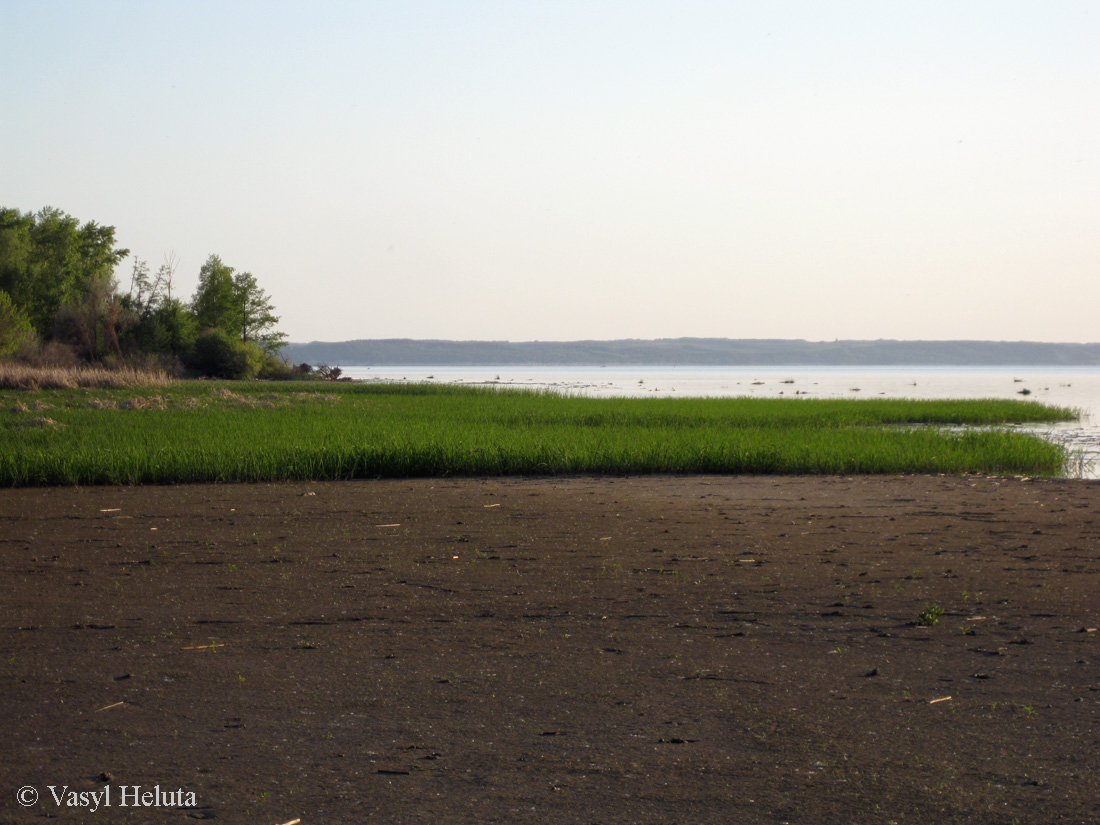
[52,273,125,361]
[148,299,198,356]
[123,253,195,360]
[191,254,240,334]
[233,270,286,353]
[121,293,197,360]
[127,257,153,313]
[0,207,128,338]
[191,254,285,354]
[158,251,180,303]
[0,206,286,375]
[127,251,179,312]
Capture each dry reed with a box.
[0,363,171,390]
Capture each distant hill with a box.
[281,338,1100,367]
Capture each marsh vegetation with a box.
[0,381,1077,486]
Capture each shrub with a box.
[258,354,294,380]
[188,329,264,379]
[12,339,79,368]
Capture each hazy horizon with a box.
[6,2,1098,344]
[288,335,1100,345]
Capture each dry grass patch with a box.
[210,388,275,407]
[0,363,171,390]
[86,396,170,410]
[208,388,340,408]
[14,416,65,429]
[121,396,169,410]
[10,400,55,413]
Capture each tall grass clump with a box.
[0,381,1076,486]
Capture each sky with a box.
[3,1,1098,344]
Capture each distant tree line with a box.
[0,206,293,378]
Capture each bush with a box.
[149,300,199,358]
[13,339,79,368]
[258,355,293,380]
[122,299,198,361]
[188,329,264,379]
[0,289,37,358]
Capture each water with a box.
[338,365,1100,478]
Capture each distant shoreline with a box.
[282,337,1100,367]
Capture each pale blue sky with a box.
[4,1,1098,343]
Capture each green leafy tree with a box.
[126,252,179,313]
[126,258,154,315]
[233,270,286,353]
[0,289,36,357]
[1,208,285,374]
[0,207,128,338]
[191,254,285,354]
[149,299,199,357]
[123,295,197,360]
[122,254,196,360]
[191,254,240,334]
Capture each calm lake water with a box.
[339,365,1100,478]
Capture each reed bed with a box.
[0,362,171,390]
[0,381,1077,486]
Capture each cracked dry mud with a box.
[2,475,1099,824]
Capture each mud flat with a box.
[2,475,1099,824]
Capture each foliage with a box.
[1,205,287,379]
[122,280,198,363]
[0,289,36,358]
[257,356,294,380]
[191,254,285,353]
[188,328,265,379]
[144,298,199,357]
[233,270,286,353]
[126,253,179,313]
[192,254,239,334]
[51,273,125,361]
[0,207,128,338]
[120,253,199,364]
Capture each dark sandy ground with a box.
[1,475,1099,825]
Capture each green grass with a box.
[0,381,1078,486]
